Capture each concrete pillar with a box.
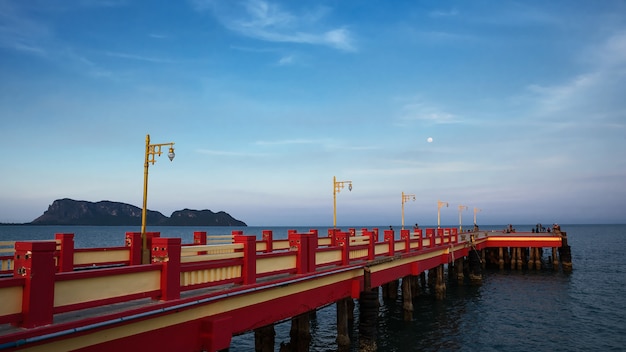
[402,276,413,321]
[552,247,559,270]
[336,298,351,349]
[358,289,378,351]
[535,248,543,270]
[254,324,275,352]
[559,233,573,272]
[286,313,311,352]
[387,279,398,300]
[455,258,465,284]
[435,265,446,300]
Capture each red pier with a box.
[0,228,569,351]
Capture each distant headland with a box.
[2,198,247,226]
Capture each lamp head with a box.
[348,183,352,191]
[168,147,175,161]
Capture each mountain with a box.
[29,199,247,226]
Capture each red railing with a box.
[0,227,560,330]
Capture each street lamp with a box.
[333,176,352,228]
[142,134,175,264]
[401,192,416,230]
[458,205,468,232]
[473,207,482,228]
[437,200,448,229]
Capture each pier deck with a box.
[0,227,568,351]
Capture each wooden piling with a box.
[402,276,413,321]
[287,313,311,352]
[435,265,446,300]
[534,248,542,270]
[498,247,504,270]
[559,232,573,272]
[254,324,275,352]
[336,298,352,350]
[359,268,378,352]
[552,247,559,270]
[455,258,465,284]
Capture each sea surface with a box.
[1,224,625,351]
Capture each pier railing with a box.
[0,227,563,329]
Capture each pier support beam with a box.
[468,247,482,284]
[254,324,275,352]
[359,268,378,352]
[552,247,559,270]
[336,298,351,349]
[402,276,413,321]
[559,233,573,272]
[455,258,465,284]
[498,247,504,270]
[282,313,311,352]
[535,248,543,270]
[434,265,446,300]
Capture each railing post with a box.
[437,228,444,246]
[194,231,207,245]
[335,231,350,265]
[193,231,207,255]
[55,233,74,272]
[384,230,395,257]
[13,241,56,328]
[262,230,274,253]
[234,234,257,285]
[125,232,142,265]
[308,231,318,271]
[426,229,435,248]
[146,231,161,256]
[328,228,339,246]
[401,229,410,253]
[416,229,423,250]
[364,230,376,260]
[151,237,181,301]
[289,232,310,274]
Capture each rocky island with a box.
[27,198,246,226]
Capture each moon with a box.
[427,137,433,143]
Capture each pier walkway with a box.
[0,227,569,351]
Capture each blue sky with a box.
[1,0,625,226]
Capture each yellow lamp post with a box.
[458,204,468,232]
[473,207,482,227]
[401,192,416,230]
[437,200,448,229]
[141,134,175,264]
[333,176,352,228]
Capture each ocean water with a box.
[1,224,625,351]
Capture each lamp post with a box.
[142,134,175,264]
[437,200,448,229]
[333,176,352,228]
[401,192,416,230]
[473,207,482,228]
[458,204,468,232]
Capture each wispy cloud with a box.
[105,51,176,64]
[523,30,626,128]
[395,97,461,125]
[193,0,356,52]
[196,149,269,157]
[277,55,294,65]
[429,8,459,18]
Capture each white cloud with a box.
[396,97,460,124]
[196,0,356,51]
[277,55,294,65]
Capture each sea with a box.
[1,224,625,351]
